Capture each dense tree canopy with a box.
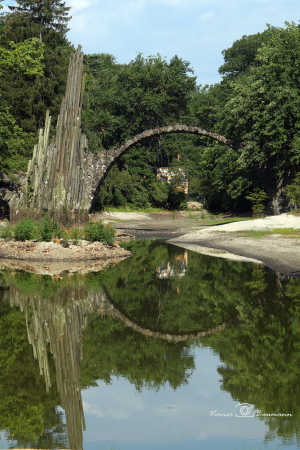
[0,0,72,174]
[81,22,300,213]
[82,52,196,209]
[8,0,71,39]
[0,35,44,172]
[181,23,300,212]
[0,6,299,212]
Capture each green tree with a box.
[0,106,35,172]
[0,36,44,76]
[0,34,44,172]
[83,53,196,209]
[286,172,300,209]
[187,23,300,213]
[1,8,73,132]
[220,23,300,210]
[8,0,71,40]
[219,27,275,78]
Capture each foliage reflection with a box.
[0,240,299,449]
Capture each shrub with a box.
[0,222,14,239]
[38,216,61,242]
[14,219,39,241]
[70,227,83,244]
[286,173,300,210]
[246,189,268,217]
[84,221,115,245]
[167,186,187,210]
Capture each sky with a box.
[64,0,300,85]
[3,0,300,84]
[80,347,297,450]
[1,346,297,449]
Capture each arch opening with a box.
[89,124,233,212]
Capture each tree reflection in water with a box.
[0,240,299,449]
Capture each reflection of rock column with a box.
[9,280,225,450]
[9,285,106,450]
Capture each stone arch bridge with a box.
[8,47,233,222]
[87,124,232,212]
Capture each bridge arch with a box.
[107,124,232,160]
[89,124,233,211]
[98,288,226,342]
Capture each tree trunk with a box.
[271,176,284,215]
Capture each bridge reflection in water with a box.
[1,240,299,450]
[4,254,224,450]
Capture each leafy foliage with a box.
[0,37,44,77]
[38,215,61,241]
[14,218,39,241]
[83,53,195,210]
[0,241,299,445]
[246,189,268,217]
[0,0,72,173]
[286,172,300,209]
[8,0,71,39]
[0,35,44,172]
[84,220,115,245]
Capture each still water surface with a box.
[0,239,299,450]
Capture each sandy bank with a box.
[0,255,129,276]
[169,214,300,275]
[0,239,131,275]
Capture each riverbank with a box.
[1,212,300,275]
[99,210,211,239]
[101,211,300,274]
[0,235,131,275]
[169,214,300,275]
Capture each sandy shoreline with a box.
[1,213,299,275]
[0,237,131,275]
[169,214,300,275]
[101,211,300,274]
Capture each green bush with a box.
[70,227,83,244]
[0,222,14,239]
[84,221,115,245]
[14,219,39,241]
[246,189,268,217]
[286,173,300,210]
[167,186,187,210]
[38,216,61,242]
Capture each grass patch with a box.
[0,218,116,245]
[237,228,300,238]
[84,221,115,245]
[201,217,253,226]
[103,206,166,213]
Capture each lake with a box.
[0,239,299,450]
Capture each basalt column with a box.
[9,46,96,223]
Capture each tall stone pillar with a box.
[9,46,93,223]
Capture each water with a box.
[0,239,299,450]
